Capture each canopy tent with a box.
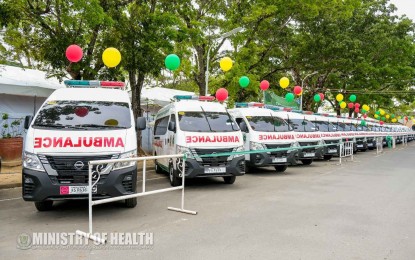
[0,65,66,118]
[140,86,196,107]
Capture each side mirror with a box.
[239,121,248,132]
[168,121,176,132]
[24,115,33,130]
[288,125,294,131]
[315,125,320,131]
[136,117,146,131]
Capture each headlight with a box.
[290,141,300,148]
[23,151,45,172]
[112,150,137,171]
[234,146,244,153]
[177,145,192,156]
[250,141,265,151]
[317,139,325,146]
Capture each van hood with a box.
[179,132,243,148]
[26,129,128,154]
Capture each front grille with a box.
[265,144,290,156]
[299,141,318,152]
[193,148,233,166]
[46,155,115,176]
[122,179,133,192]
[51,174,108,184]
[23,183,35,196]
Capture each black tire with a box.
[169,164,181,187]
[125,197,137,208]
[34,201,53,211]
[301,159,313,165]
[223,176,236,184]
[274,165,288,172]
[245,164,254,173]
[154,159,164,174]
[323,155,333,161]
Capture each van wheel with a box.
[34,201,53,211]
[323,155,333,161]
[169,164,181,187]
[125,198,137,208]
[274,165,288,172]
[301,159,313,165]
[154,159,164,173]
[223,176,236,184]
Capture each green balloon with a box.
[391,114,395,118]
[375,111,381,115]
[381,116,386,121]
[360,120,366,126]
[239,76,250,88]
[313,94,321,102]
[349,95,356,102]
[361,109,367,114]
[285,92,295,102]
[165,54,180,71]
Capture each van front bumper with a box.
[179,156,245,178]
[247,150,297,167]
[22,166,137,202]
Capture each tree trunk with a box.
[129,70,145,153]
[194,45,206,95]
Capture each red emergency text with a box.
[185,135,240,143]
[33,137,125,148]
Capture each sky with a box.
[390,0,415,20]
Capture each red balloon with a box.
[380,121,384,125]
[355,103,360,108]
[66,44,83,62]
[216,88,228,102]
[293,86,302,95]
[319,93,324,101]
[260,80,270,91]
[354,108,360,113]
[75,107,89,117]
[363,114,367,118]
[348,103,354,109]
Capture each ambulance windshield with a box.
[178,111,239,132]
[313,121,336,132]
[33,101,131,129]
[246,116,289,132]
[287,119,317,132]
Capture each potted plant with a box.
[0,113,24,162]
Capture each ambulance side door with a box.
[166,113,176,160]
[153,116,169,167]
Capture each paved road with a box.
[1,144,415,259]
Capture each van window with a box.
[313,121,336,132]
[287,119,317,132]
[178,111,239,132]
[154,116,169,135]
[170,114,176,124]
[246,116,290,132]
[32,101,131,129]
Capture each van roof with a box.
[173,100,227,112]
[272,111,311,120]
[47,88,130,103]
[229,107,278,117]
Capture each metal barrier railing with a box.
[76,153,197,244]
[376,137,384,154]
[338,141,354,165]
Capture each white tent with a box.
[140,86,196,107]
[0,65,66,118]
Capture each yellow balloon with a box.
[392,118,397,123]
[102,47,121,68]
[374,114,380,119]
[219,57,233,72]
[279,77,290,89]
[340,101,347,109]
[386,114,390,119]
[336,94,344,102]
[362,104,370,111]
[380,109,385,116]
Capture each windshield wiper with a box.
[269,112,276,132]
[33,123,77,129]
[75,124,126,129]
[200,106,215,132]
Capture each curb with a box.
[0,166,156,190]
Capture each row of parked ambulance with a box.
[150,96,414,186]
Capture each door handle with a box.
[154,136,160,140]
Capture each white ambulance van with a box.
[150,95,245,186]
[22,80,146,211]
[307,114,342,160]
[228,103,297,173]
[326,116,358,153]
[271,110,324,165]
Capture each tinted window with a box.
[313,121,336,132]
[33,100,131,129]
[246,116,290,132]
[178,111,239,132]
[154,116,169,135]
[287,119,317,132]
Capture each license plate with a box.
[368,144,373,147]
[60,186,96,195]
[357,144,363,148]
[303,152,315,157]
[328,149,337,153]
[204,167,226,174]
[272,157,287,163]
